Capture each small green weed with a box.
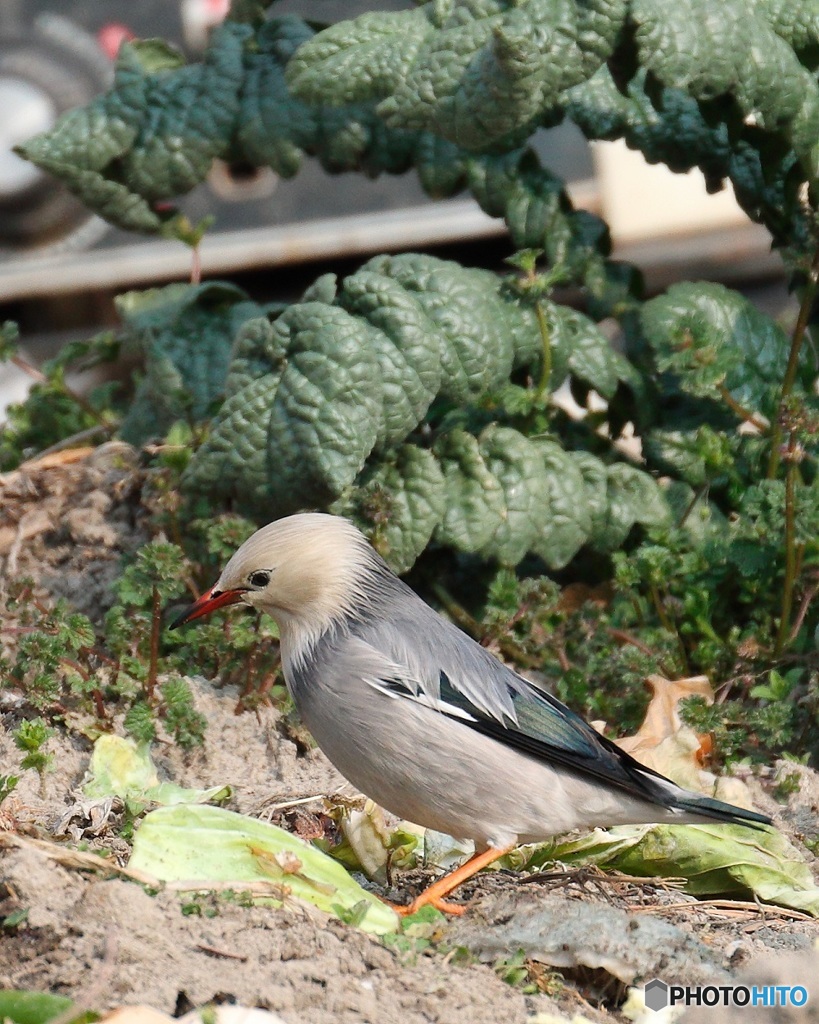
[1,514,283,752]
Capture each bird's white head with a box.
[171,513,383,642]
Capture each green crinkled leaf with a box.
[545,302,639,398]
[286,9,432,107]
[334,445,446,574]
[236,16,317,177]
[571,451,609,537]
[117,281,266,444]
[18,25,248,231]
[128,803,399,934]
[643,429,709,487]
[263,303,383,512]
[224,314,289,394]
[177,253,661,568]
[478,425,553,565]
[632,0,819,182]
[434,428,506,553]
[339,266,442,446]
[641,281,811,418]
[366,254,516,403]
[566,66,810,255]
[543,822,819,917]
[184,255,539,518]
[532,441,593,569]
[592,463,670,552]
[14,13,625,292]
[290,0,625,151]
[121,25,247,199]
[15,95,162,233]
[183,375,282,510]
[17,96,137,176]
[758,0,819,60]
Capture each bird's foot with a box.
[384,845,515,918]
[390,894,466,917]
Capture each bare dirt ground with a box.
[1,448,818,1023]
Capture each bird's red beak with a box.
[169,585,245,630]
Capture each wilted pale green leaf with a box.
[83,735,231,811]
[535,822,819,917]
[129,803,399,934]
[0,992,96,1024]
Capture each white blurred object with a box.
[182,0,230,50]
[0,361,34,424]
[594,139,747,245]
[0,77,56,198]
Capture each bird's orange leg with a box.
[395,845,514,916]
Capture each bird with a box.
[170,512,772,915]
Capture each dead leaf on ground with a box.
[616,674,714,758]
[606,675,758,812]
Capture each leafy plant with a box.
[0,327,120,471]
[3,0,819,769]
[0,774,19,806]
[1,519,283,748]
[13,719,53,789]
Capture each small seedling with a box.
[13,719,53,794]
[0,774,19,806]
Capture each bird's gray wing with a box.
[350,596,678,806]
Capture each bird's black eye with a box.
[248,570,271,588]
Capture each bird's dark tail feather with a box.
[669,791,772,830]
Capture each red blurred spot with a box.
[97,24,136,61]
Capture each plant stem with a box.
[11,354,46,383]
[716,385,768,432]
[768,245,819,479]
[533,300,552,402]
[677,483,708,528]
[649,583,689,673]
[147,585,161,701]
[28,424,111,461]
[775,435,799,655]
[11,349,110,427]
[191,243,202,285]
[788,577,819,644]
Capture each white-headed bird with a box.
[171,513,771,914]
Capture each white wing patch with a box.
[339,631,515,726]
[362,672,479,721]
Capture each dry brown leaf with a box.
[611,675,758,810]
[19,446,96,471]
[616,674,714,758]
